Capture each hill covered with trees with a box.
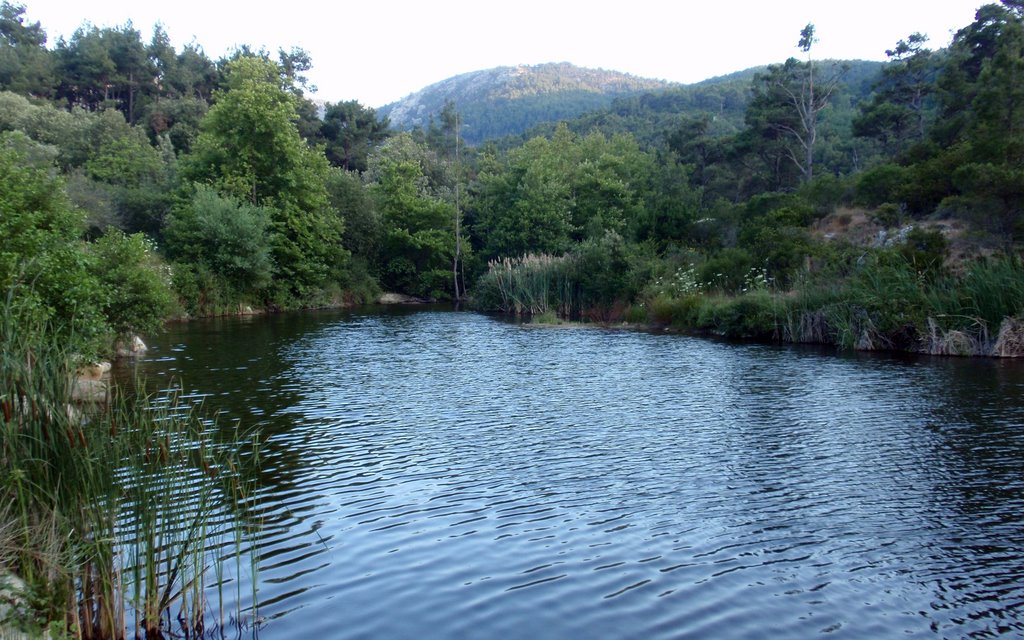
[378,62,673,144]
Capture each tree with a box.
[326,168,381,265]
[0,1,54,96]
[472,132,574,261]
[853,33,936,155]
[370,157,456,298]
[55,23,156,123]
[183,56,347,302]
[0,140,105,350]
[321,100,390,171]
[746,24,846,184]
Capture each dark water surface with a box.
[123,307,1024,639]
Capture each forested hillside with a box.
[1,1,1023,362]
[379,62,672,144]
[525,60,883,148]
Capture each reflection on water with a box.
[121,307,1024,639]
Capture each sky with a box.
[23,0,986,107]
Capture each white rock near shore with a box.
[114,335,147,358]
[378,292,427,304]
[0,572,29,637]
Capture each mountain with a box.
[521,60,885,149]
[378,62,675,145]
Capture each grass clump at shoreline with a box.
[475,245,1024,357]
[0,306,262,639]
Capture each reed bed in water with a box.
[0,309,261,639]
[781,254,1024,355]
[476,254,576,318]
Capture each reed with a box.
[782,253,1024,354]
[0,302,260,638]
[476,254,576,318]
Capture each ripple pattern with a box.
[130,309,1024,639]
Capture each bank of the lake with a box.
[476,252,1024,358]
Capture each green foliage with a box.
[853,32,936,156]
[870,202,904,228]
[472,125,660,262]
[569,232,635,316]
[855,163,908,207]
[474,254,575,317]
[321,100,390,172]
[84,131,164,187]
[87,228,172,339]
[648,293,702,327]
[0,312,261,637]
[371,157,455,298]
[164,186,273,304]
[0,1,54,96]
[327,168,382,263]
[475,237,652,321]
[473,134,574,260]
[950,161,1024,242]
[797,173,853,214]
[143,96,208,154]
[695,291,779,339]
[184,56,347,303]
[898,226,948,277]
[697,248,756,294]
[0,143,105,351]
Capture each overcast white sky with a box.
[24,0,985,107]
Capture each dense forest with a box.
[1,1,1023,359]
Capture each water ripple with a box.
[129,309,1024,639]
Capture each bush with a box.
[799,173,853,215]
[648,293,702,327]
[0,144,106,353]
[869,202,903,228]
[164,187,274,300]
[698,248,755,293]
[570,232,633,312]
[696,291,779,339]
[899,227,948,278]
[88,229,173,340]
[855,163,907,208]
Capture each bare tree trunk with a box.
[453,110,463,302]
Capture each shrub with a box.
[88,229,173,340]
[164,187,274,300]
[698,248,755,294]
[855,163,907,208]
[696,291,779,339]
[869,202,903,228]
[899,227,948,278]
[648,293,702,327]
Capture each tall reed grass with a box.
[636,251,1024,355]
[0,303,260,639]
[475,254,576,317]
[783,254,1024,355]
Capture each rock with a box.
[115,335,147,358]
[75,361,111,381]
[378,292,425,304]
[0,572,29,633]
[71,377,108,403]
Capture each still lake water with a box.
[122,307,1024,639]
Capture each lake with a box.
[121,307,1024,639]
